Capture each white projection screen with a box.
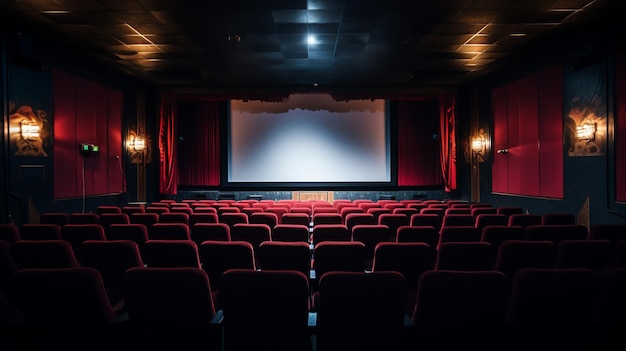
[228,93,390,184]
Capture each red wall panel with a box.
[53,69,123,199]
[53,70,79,198]
[516,74,540,197]
[506,81,522,195]
[492,86,509,193]
[538,65,564,198]
[107,90,124,194]
[491,64,563,198]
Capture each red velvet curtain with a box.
[177,100,221,186]
[396,98,445,187]
[439,95,457,191]
[159,93,178,195]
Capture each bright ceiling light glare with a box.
[307,35,317,45]
[40,10,71,14]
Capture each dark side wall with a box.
[0,32,155,224]
[457,24,626,225]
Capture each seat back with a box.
[129,213,159,227]
[12,240,79,269]
[480,225,525,248]
[148,223,191,240]
[507,268,600,334]
[0,223,20,243]
[554,239,615,271]
[12,267,115,324]
[410,214,442,232]
[541,213,576,225]
[0,241,17,289]
[257,241,311,276]
[39,212,71,226]
[507,214,542,227]
[69,213,100,224]
[475,214,507,231]
[142,240,200,268]
[413,270,510,326]
[220,269,310,351]
[441,214,475,229]
[80,240,144,289]
[312,213,343,226]
[61,224,106,260]
[496,207,524,220]
[191,223,231,246]
[396,225,439,247]
[19,224,62,240]
[494,240,556,277]
[372,242,436,290]
[219,212,249,229]
[98,213,130,232]
[311,224,350,245]
[158,212,189,224]
[438,226,482,244]
[317,271,408,351]
[198,241,256,292]
[312,241,366,278]
[344,213,377,232]
[188,213,219,227]
[587,224,626,242]
[351,224,393,262]
[249,212,278,229]
[271,224,310,242]
[524,224,588,243]
[105,223,149,249]
[230,223,271,252]
[435,242,496,271]
[122,267,218,350]
[377,214,409,239]
[281,213,311,227]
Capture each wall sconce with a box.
[471,136,486,163]
[20,120,40,140]
[127,130,151,164]
[131,136,145,152]
[576,121,596,142]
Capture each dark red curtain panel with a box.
[396,99,444,187]
[439,95,457,191]
[53,69,80,198]
[491,86,509,193]
[177,100,221,186]
[537,65,563,198]
[159,93,178,195]
[106,90,124,194]
[510,74,540,197]
[617,49,626,202]
[490,65,563,198]
[52,69,123,199]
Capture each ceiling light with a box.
[40,10,71,14]
[307,35,317,45]
[228,34,242,44]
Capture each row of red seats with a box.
[2,264,625,351]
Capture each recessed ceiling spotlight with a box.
[307,35,317,45]
[313,83,318,87]
[228,34,242,44]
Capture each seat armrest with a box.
[308,312,317,328]
[211,310,224,325]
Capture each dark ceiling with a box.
[0,0,619,92]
